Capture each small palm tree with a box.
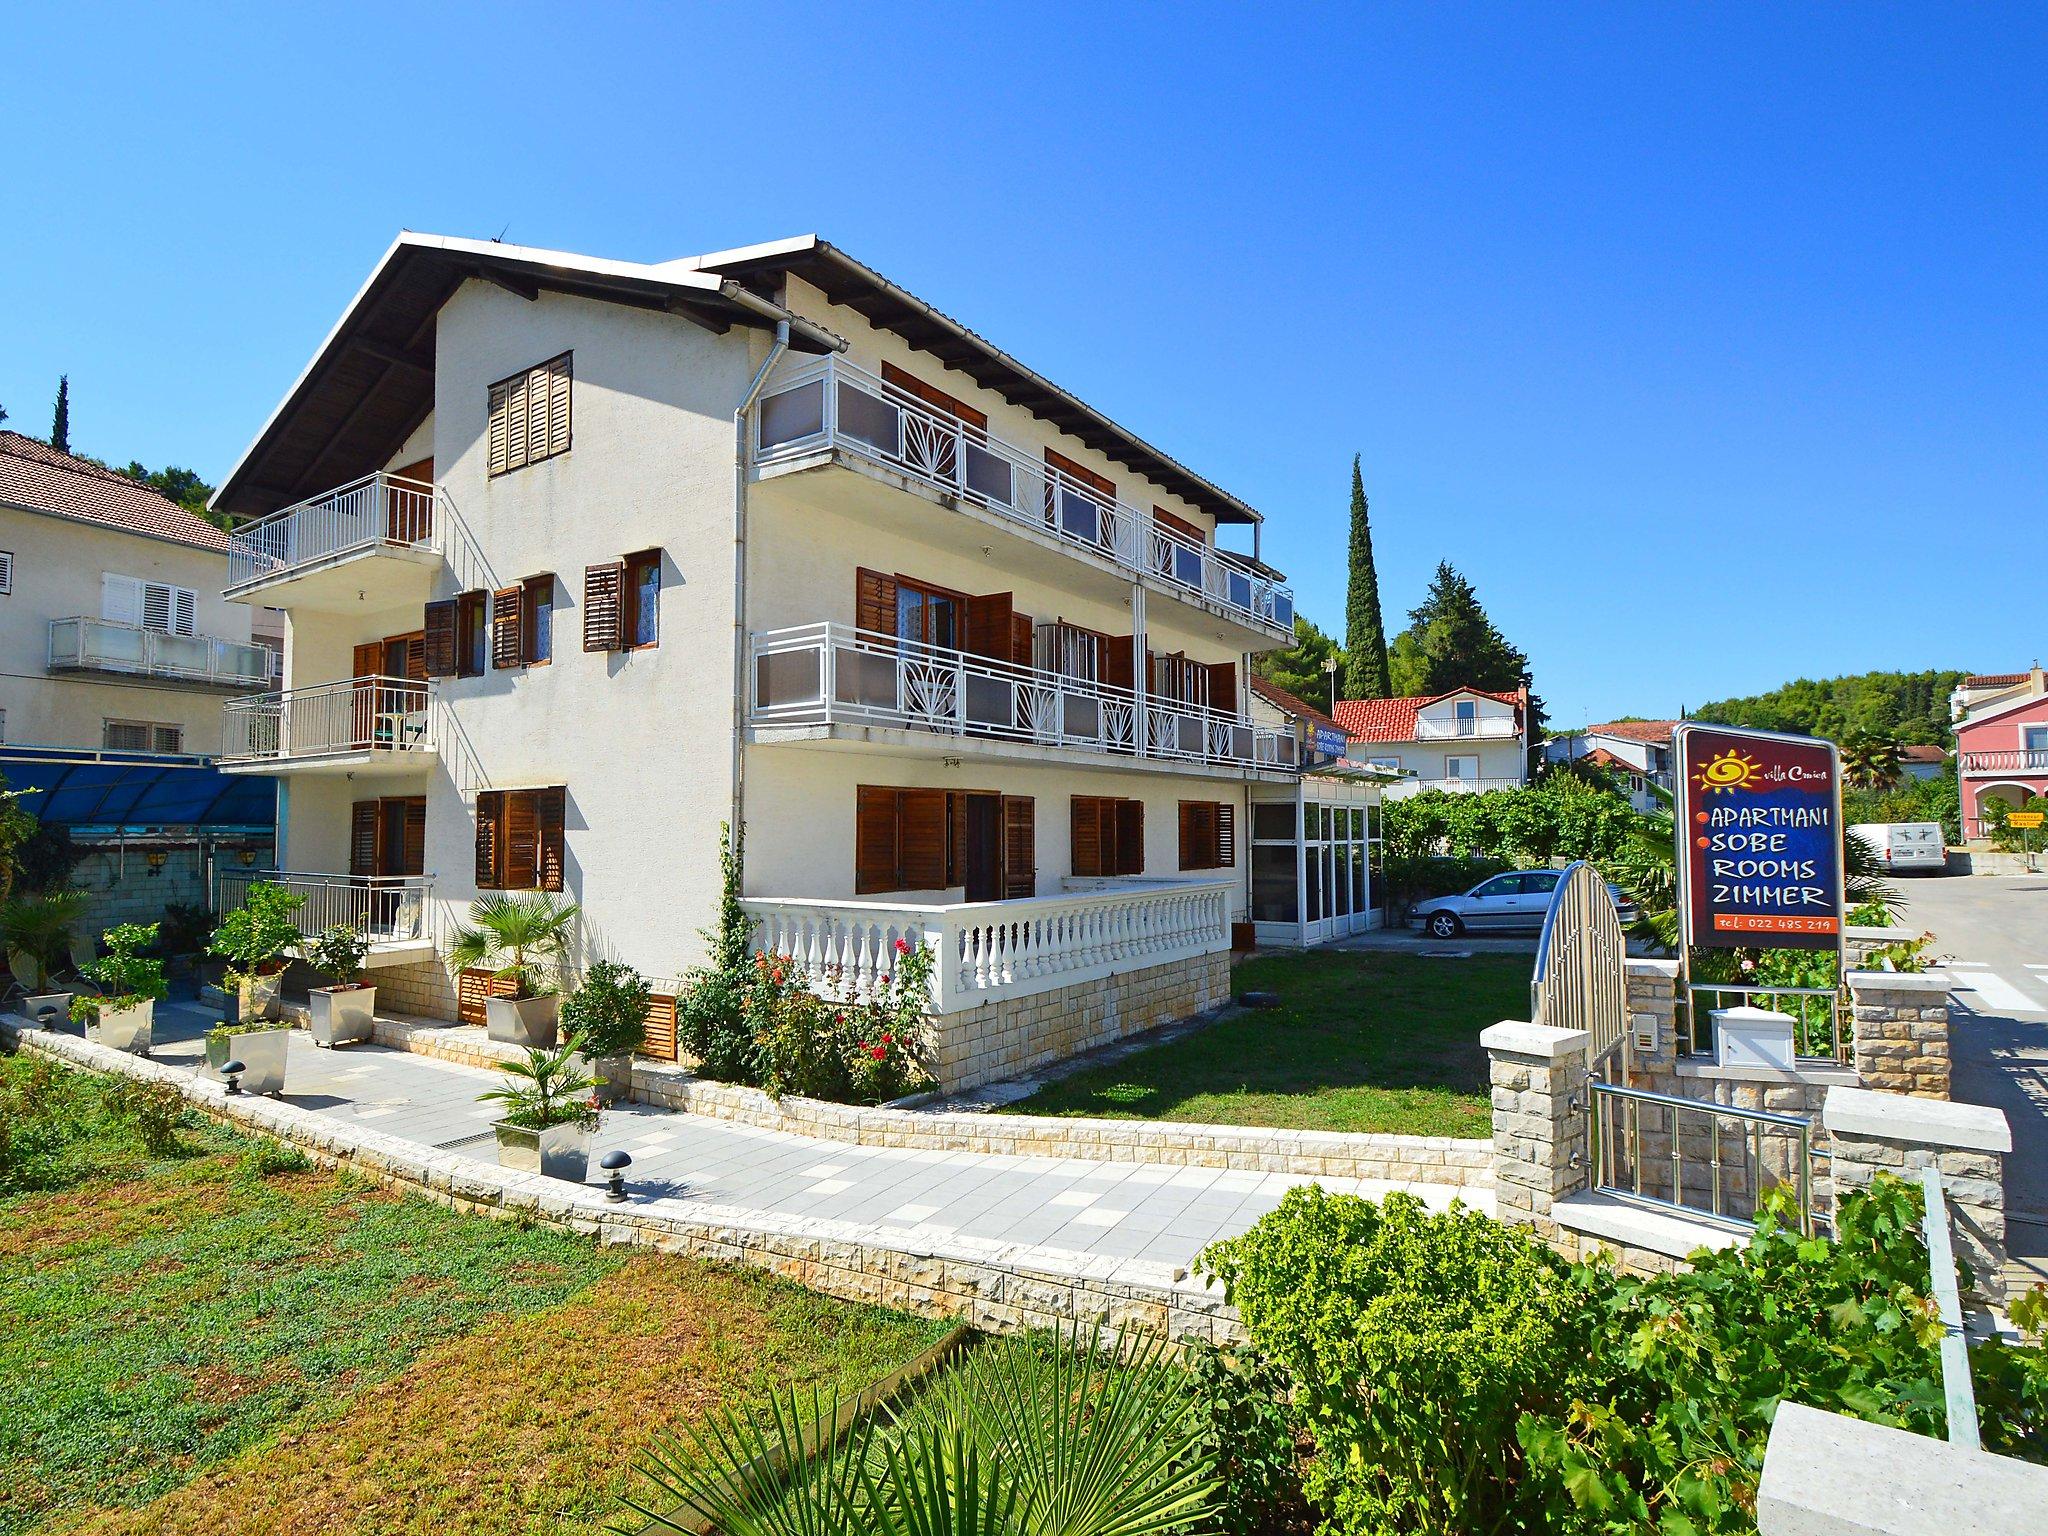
[446,892,579,999]
[1841,729,1902,791]
[0,889,89,991]
[622,1327,1220,1536]
[476,1032,597,1129]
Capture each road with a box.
[1892,874,2048,1288]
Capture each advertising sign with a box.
[1675,723,1843,951]
[2009,811,2045,829]
[1314,724,1350,761]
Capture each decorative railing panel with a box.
[221,676,434,764]
[1531,860,1628,1073]
[1588,1079,1816,1235]
[214,870,435,945]
[226,472,438,591]
[1413,716,1519,740]
[1958,748,2048,774]
[754,356,1292,637]
[48,617,274,690]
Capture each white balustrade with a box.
[215,870,435,945]
[221,676,434,764]
[48,617,274,689]
[751,622,1297,773]
[226,472,438,591]
[742,878,1233,1015]
[1413,716,1518,740]
[754,356,1292,636]
[1959,748,2048,774]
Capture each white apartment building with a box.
[1334,687,1529,798]
[1543,720,1677,811]
[209,233,1304,1087]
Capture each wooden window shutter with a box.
[1010,612,1034,666]
[640,994,678,1062]
[475,790,505,888]
[545,354,572,458]
[402,633,428,681]
[855,567,898,638]
[583,562,623,651]
[401,797,427,876]
[1002,796,1035,899]
[352,641,382,680]
[881,361,988,431]
[1206,661,1238,717]
[1178,801,1198,871]
[424,600,458,677]
[1216,803,1235,866]
[1044,446,1115,498]
[535,787,566,892]
[504,792,540,890]
[1102,636,1136,693]
[1071,797,1104,879]
[487,379,513,475]
[350,801,379,877]
[491,586,523,669]
[1180,801,1224,870]
[963,591,1013,662]
[1154,506,1204,543]
[856,785,900,895]
[899,789,949,890]
[1115,799,1145,876]
[458,967,519,1025]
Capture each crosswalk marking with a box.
[1944,963,2048,1016]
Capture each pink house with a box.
[1954,667,2048,840]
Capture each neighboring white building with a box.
[1897,743,1948,783]
[1334,687,1529,798]
[208,233,1310,1086]
[1544,720,1677,811]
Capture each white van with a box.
[1849,822,1947,875]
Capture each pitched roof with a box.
[1582,720,1679,743]
[1899,744,1948,764]
[1963,673,2028,688]
[1248,675,1342,734]
[0,432,230,553]
[1333,687,1523,743]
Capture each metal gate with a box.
[1530,861,1628,1078]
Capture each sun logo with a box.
[1695,748,1762,794]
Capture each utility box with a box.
[1714,1005,1797,1072]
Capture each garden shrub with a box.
[1202,1186,1592,1536]
[560,958,652,1059]
[107,1078,186,1157]
[1181,1338,1309,1536]
[237,1137,310,1178]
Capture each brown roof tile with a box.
[1334,687,1524,743]
[0,432,230,554]
[1584,720,1679,743]
[1248,675,1343,735]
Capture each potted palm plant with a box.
[304,924,375,1047]
[447,892,580,1048]
[0,888,89,1026]
[207,881,307,1023]
[70,921,168,1055]
[559,959,650,1106]
[478,1033,600,1181]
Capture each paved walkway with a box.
[142,1004,1485,1279]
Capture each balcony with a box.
[215,869,435,956]
[744,877,1232,1017]
[750,622,1299,779]
[219,676,435,775]
[752,357,1293,641]
[1412,716,1519,741]
[1381,774,1525,799]
[1959,749,2048,776]
[48,617,275,691]
[224,472,440,609]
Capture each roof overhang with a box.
[213,233,842,518]
[675,235,1262,529]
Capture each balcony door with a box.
[351,631,427,749]
[389,457,434,541]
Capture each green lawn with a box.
[0,1054,945,1536]
[995,950,1519,1136]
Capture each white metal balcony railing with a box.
[216,869,435,946]
[1958,748,2048,775]
[1381,774,1527,798]
[751,622,1299,773]
[743,878,1233,1015]
[226,472,438,590]
[1413,716,1519,740]
[753,356,1293,636]
[220,675,434,764]
[48,616,275,689]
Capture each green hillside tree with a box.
[1694,670,1966,747]
[1389,561,1546,750]
[49,376,70,454]
[1342,455,1391,700]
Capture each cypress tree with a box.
[1342,455,1392,699]
[50,376,70,455]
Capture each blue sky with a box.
[4,4,2041,725]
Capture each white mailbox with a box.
[1713,1005,1797,1072]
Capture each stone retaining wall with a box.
[4,1022,1243,1346]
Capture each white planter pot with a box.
[85,999,154,1055]
[205,1026,291,1096]
[486,993,560,1048]
[22,991,72,1029]
[232,969,286,1024]
[308,985,376,1047]
[492,1118,592,1182]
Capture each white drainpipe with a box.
[731,319,790,846]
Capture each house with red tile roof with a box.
[1898,742,1949,783]
[1334,685,1529,798]
[1951,665,2048,840]
[1543,719,1678,810]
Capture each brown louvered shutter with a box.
[640,994,678,1062]
[544,353,572,459]
[855,567,898,638]
[1178,801,1199,871]
[1002,796,1035,898]
[1206,661,1238,717]
[1010,612,1034,666]
[1101,636,1135,694]
[492,586,523,669]
[899,790,949,890]
[475,790,505,888]
[401,797,427,875]
[583,562,623,651]
[963,591,1013,662]
[856,785,899,895]
[350,801,379,877]
[401,632,428,681]
[504,792,540,890]
[352,641,382,680]
[535,787,566,892]
[1115,799,1145,876]
[487,378,514,476]
[458,966,519,1024]
[1180,801,1222,870]
[1071,797,1104,878]
[424,600,458,677]
[1216,803,1235,866]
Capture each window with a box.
[0,551,12,594]
[104,719,182,753]
[625,551,659,648]
[1453,699,1477,735]
[1369,756,1402,772]
[856,785,951,894]
[1178,801,1237,870]
[1071,796,1144,877]
[895,581,960,649]
[102,574,197,636]
[456,591,488,677]
[474,787,567,891]
[2026,726,2048,757]
[1445,754,1479,781]
[491,575,555,669]
[351,796,426,877]
[583,551,662,651]
[486,352,572,475]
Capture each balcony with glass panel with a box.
[48,617,276,692]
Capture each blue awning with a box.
[0,747,276,835]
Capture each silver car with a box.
[1410,869,1638,938]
